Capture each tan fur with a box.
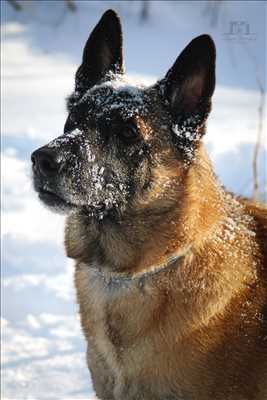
[65,143,267,400]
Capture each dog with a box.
[31,9,267,400]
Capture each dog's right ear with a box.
[75,10,124,95]
[161,35,216,126]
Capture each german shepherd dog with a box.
[31,10,267,400]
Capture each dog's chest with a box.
[75,262,156,378]
[75,262,190,399]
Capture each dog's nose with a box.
[31,147,61,178]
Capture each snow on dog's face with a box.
[37,75,152,218]
[31,10,215,219]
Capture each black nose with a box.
[31,147,61,178]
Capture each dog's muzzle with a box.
[31,146,73,212]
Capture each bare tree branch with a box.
[252,78,265,202]
[239,38,266,202]
[7,0,22,11]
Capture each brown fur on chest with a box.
[73,206,267,400]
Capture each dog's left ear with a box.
[162,35,216,124]
[75,9,124,94]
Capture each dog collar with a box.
[92,244,192,286]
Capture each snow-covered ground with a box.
[1,1,266,399]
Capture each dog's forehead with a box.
[79,76,150,121]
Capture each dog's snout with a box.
[31,148,62,178]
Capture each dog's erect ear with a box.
[163,35,216,123]
[75,10,124,94]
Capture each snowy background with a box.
[1,1,266,399]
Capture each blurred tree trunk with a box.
[140,1,150,21]
[65,0,76,12]
[7,0,22,11]
[203,0,223,27]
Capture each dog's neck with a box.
[88,244,193,285]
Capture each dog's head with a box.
[31,10,215,220]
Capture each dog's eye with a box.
[117,124,139,144]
